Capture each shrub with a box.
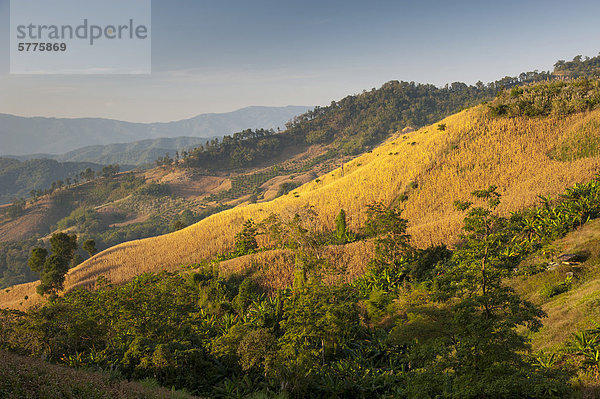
[541,275,573,298]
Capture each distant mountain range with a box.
[8,136,216,166]
[0,105,310,157]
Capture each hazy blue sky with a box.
[1,0,600,122]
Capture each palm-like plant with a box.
[571,331,598,354]
[533,351,557,370]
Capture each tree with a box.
[101,164,120,178]
[50,233,78,260]
[334,209,348,243]
[28,233,78,296]
[80,168,95,181]
[6,199,26,219]
[363,201,413,289]
[234,219,258,256]
[278,282,359,393]
[429,186,551,396]
[171,220,187,231]
[262,208,328,287]
[27,248,48,273]
[82,239,97,257]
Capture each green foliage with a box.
[0,272,377,398]
[182,68,553,172]
[512,176,600,253]
[0,239,39,288]
[516,263,548,277]
[489,78,600,117]
[135,183,171,197]
[171,220,187,231]
[29,232,78,295]
[0,350,196,399]
[540,275,573,298]
[278,283,359,384]
[49,232,78,259]
[27,247,48,273]
[233,219,259,256]
[554,54,600,78]
[101,164,120,178]
[184,129,283,171]
[415,186,557,398]
[0,157,101,205]
[57,207,105,232]
[276,182,300,197]
[332,208,357,245]
[409,245,452,283]
[363,201,413,290]
[82,239,97,257]
[5,199,26,219]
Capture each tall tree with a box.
[431,186,548,396]
[334,209,347,244]
[363,201,413,289]
[28,233,78,296]
[82,239,97,257]
[234,219,258,255]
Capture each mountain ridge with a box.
[4,136,217,165]
[0,105,310,156]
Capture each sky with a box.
[1,0,600,122]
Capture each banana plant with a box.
[533,351,557,369]
[571,331,598,354]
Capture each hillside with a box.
[508,217,600,350]
[4,74,600,398]
[0,69,549,289]
[0,158,107,205]
[0,105,309,156]
[4,90,600,309]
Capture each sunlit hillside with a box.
[4,104,600,309]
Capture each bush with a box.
[135,183,171,197]
[541,275,573,298]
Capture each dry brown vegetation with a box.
[4,105,600,309]
[219,240,375,294]
[0,197,63,243]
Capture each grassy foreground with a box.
[0,350,197,399]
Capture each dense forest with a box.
[489,78,600,117]
[554,54,600,78]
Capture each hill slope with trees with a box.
[0,158,105,205]
[5,77,600,309]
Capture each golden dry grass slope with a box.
[4,105,600,309]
